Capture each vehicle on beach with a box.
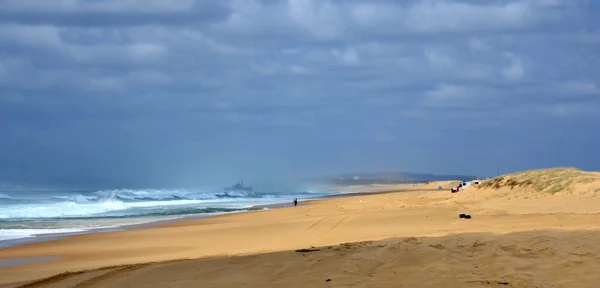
[451,180,474,193]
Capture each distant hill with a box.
[309,171,482,186]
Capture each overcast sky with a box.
[0,0,599,188]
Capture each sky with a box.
[0,0,599,188]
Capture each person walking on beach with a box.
[293,198,298,207]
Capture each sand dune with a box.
[454,168,600,215]
[478,167,600,197]
[1,168,600,287]
[4,230,600,288]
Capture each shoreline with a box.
[2,172,600,286]
[0,184,465,286]
[0,186,416,251]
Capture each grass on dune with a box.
[479,168,600,194]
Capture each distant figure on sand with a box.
[293,198,298,206]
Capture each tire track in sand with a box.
[302,213,345,233]
[15,270,95,288]
[13,264,149,288]
[287,213,346,241]
[71,264,149,288]
[320,211,364,238]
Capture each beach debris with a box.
[341,241,374,249]
[464,215,472,219]
[325,279,332,282]
[459,214,466,218]
[485,281,509,285]
[295,248,320,253]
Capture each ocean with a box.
[0,187,335,247]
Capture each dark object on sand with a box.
[295,248,320,253]
[485,281,509,285]
[464,215,472,219]
[293,198,298,206]
[459,214,466,218]
[325,279,331,282]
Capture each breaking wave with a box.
[0,188,329,220]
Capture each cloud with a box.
[332,47,360,66]
[420,84,500,108]
[0,0,599,185]
[0,24,62,47]
[287,0,343,39]
[557,81,600,95]
[541,102,600,117]
[502,52,525,81]
[0,0,231,26]
[349,0,566,35]
[425,49,454,69]
[422,84,474,106]
[403,1,536,33]
[0,0,196,13]
[468,38,490,52]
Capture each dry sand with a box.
[1,168,600,287]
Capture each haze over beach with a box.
[1,0,600,287]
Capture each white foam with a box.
[92,189,218,201]
[0,199,207,219]
[0,212,247,243]
[0,187,327,219]
[0,216,186,242]
[0,228,86,241]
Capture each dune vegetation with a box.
[478,167,600,194]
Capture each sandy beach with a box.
[1,168,600,287]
